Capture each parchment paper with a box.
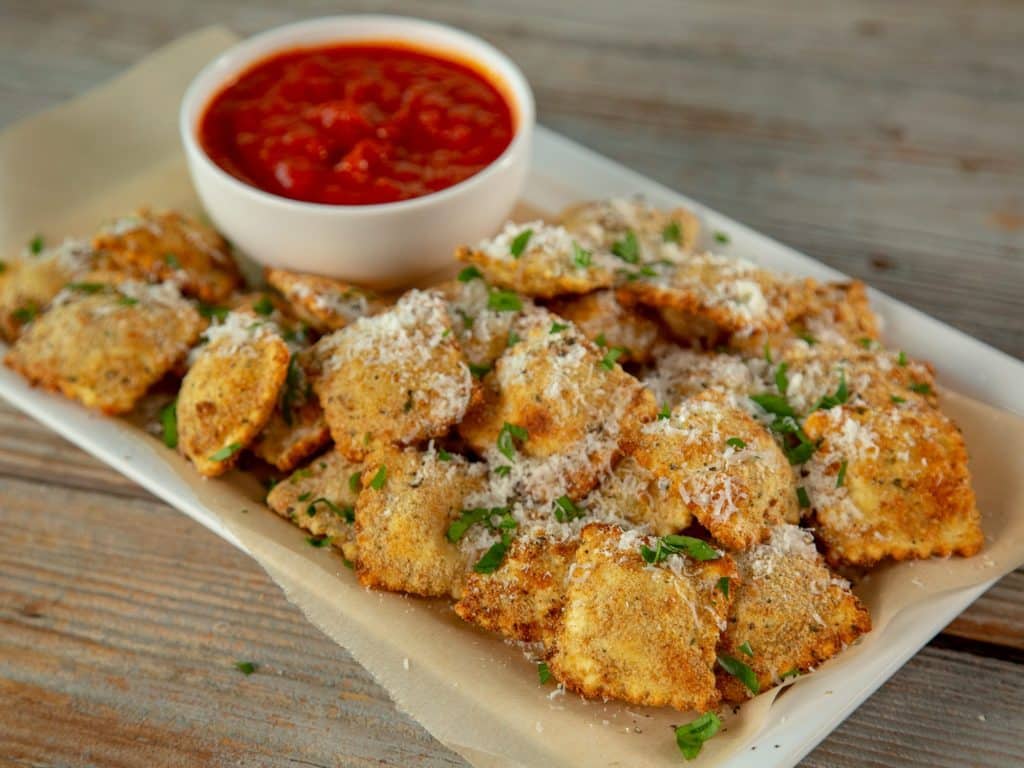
[2,27,1022,768]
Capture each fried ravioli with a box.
[0,238,95,342]
[265,267,383,333]
[802,398,983,566]
[644,347,759,410]
[548,523,735,712]
[312,289,475,460]
[91,208,241,303]
[436,273,531,369]
[354,446,486,597]
[547,289,665,364]
[634,390,798,550]
[560,197,700,263]
[177,312,290,477]
[583,456,693,535]
[250,348,331,472]
[458,310,656,503]
[4,281,201,414]
[266,450,363,562]
[717,524,871,702]
[455,533,577,647]
[457,221,615,298]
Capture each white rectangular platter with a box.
[1,28,1022,768]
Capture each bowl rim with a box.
[179,14,535,217]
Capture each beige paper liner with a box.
[2,27,1022,767]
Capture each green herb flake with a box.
[739,641,754,657]
[209,442,241,462]
[774,362,789,396]
[814,370,849,411]
[836,459,848,488]
[799,332,818,346]
[198,303,229,321]
[253,295,275,316]
[369,465,387,490]
[675,712,721,761]
[725,437,746,450]
[117,295,139,306]
[164,252,181,269]
[599,346,625,370]
[763,343,773,364]
[437,448,453,461]
[487,289,522,312]
[909,382,933,395]
[29,234,44,254]
[549,321,569,334]
[717,653,759,694]
[509,228,534,257]
[571,240,592,267]
[159,399,178,449]
[611,230,639,263]
[497,421,529,461]
[447,507,494,543]
[714,231,730,244]
[474,538,510,573]
[780,668,803,680]
[797,486,811,509]
[306,535,331,548]
[657,403,671,420]
[297,491,312,502]
[750,393,796,418]
[662,221,682,244]
[348,471,362,494]
[594,332,608,348]
[457,265,484,282]
[234,661,257,675]
[507,330,521,347]
[641,534,720,565]
[716,576,730,597]
[553,495,585,523]
[67,281,106,294]
[494,464,512,477]
[897,350,908,366]
[538,661,552,685]
[891,395,906,404]
[858,337,874,349]
[307,497,353,522]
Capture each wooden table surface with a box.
[2,2,1022,766]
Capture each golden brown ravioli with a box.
[547,289,665,364]
[559,197,701,263]
[265,267,384,333]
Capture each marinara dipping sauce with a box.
[198,43,516,206]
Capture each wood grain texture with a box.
[0,1,1021,766]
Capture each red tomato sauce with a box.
[199,43,516,205]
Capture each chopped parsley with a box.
[457,265,483,282]
[509,228,533,257]
[716,576,730,597]
[234,661,257,675]
[253,295,274,316]
[209,442,241,462]
[814,370,849,411]
[571,240,592,267]
[799,332,817,346]
[306,535,331,548]
[159,399,178,449]
[657,403,671,420]
[369,465,387,490]
[675,712,721,761]
[717,653,759,694]
[553,495,585,523]
[348,470,362,494]
[437,448,453,461]
[725,437,746,449]
[537,661,552,685]
[909,381,933,395]
[662,220,682,244]
[474,538,510,573]
[447,507,502,543]
[599,346,625,370]
[780,668,803,680]
[469,362,491,379]
[298,492,312,502]
[281,354,304,427]
[549,321,569,334]
[774,362,789,396]
[714,231,730,244]
[28,234,44,254]
[117,295,139,306]
[507,330,521,347]
[797,486,811,509]
[891,395,906,404]
[594,332,608,348]
[611,230,639,263]
[494,464,512,477]
[449,507,519,573]
[455,307,475,329]
[67,281,105,294]
[497,421,529,460]
[291,467,313,483]
[836,459,848,488]
[487,289,522,312]
[164,252,181,269]
[749,393,796,418]
[739,641,754,657]
[307,497,354,522]
[763,343,773,364]
[897,350,908,366]
[858,337,874,349]
[198,303,229,321]
[641,534,720,564]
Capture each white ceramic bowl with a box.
[180,15,534,288]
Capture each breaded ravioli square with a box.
[435,274,531,369]
[251,348,331,472]
[91,208,241,303]
[802,399,983,566]
[634,390,798,550]
[177,312,290,477]
[0,238,94,342]
[458,310,656,503]
[4,281,201,414]
[549,524,735,712]
[644,348,759,410]
[717,524,871,702]
[547,289,665,364]
[455,533,577,648]
[266,450,363,562]
[583,456,693,535]
[559,197,700,263]
[313,289,475,461]
[617,253,811,337]
[265,267,383,333]
[354,446,486,597]
[456,221,615,298]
